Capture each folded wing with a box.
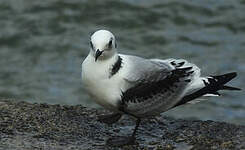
[120,56,196,117]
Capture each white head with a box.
[89,30,117,61]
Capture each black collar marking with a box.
[110,56,122,78]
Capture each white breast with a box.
[81,54,125,112]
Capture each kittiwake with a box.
[81,29,241,146]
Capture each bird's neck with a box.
[88,52,120,78]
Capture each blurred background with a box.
[0,0,244,125]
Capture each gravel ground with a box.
[0,100,244,150]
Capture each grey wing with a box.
[120,56,196,118]
[121,55,174,83]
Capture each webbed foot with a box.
[97,113,122,124]
[106,136,136,147]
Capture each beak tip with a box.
[95,49,103,62]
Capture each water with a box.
[0,0,244,125]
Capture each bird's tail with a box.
[202,72,241,95]
[175,72,241,107]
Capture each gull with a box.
[81,30,241,146]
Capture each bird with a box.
[81,29,241,146]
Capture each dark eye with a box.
[108,39,113,48]
[90,41,94,50]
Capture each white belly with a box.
[81,55,124,112]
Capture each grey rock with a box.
[0,100,244,150]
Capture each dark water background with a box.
[0,0,244,124]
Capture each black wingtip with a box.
[223,72,237,79]
[221,85,241,91]
[212,72,241,91]
[214,72,236,78]
[175,72,240,108]
[212,72,238,85]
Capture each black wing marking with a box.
[121,67,193,104]
[173,72,241,107]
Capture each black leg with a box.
[106,118,141,147]
[132,118,141,138]
[97,113,122,124]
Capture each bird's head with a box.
[89,30,117,61]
